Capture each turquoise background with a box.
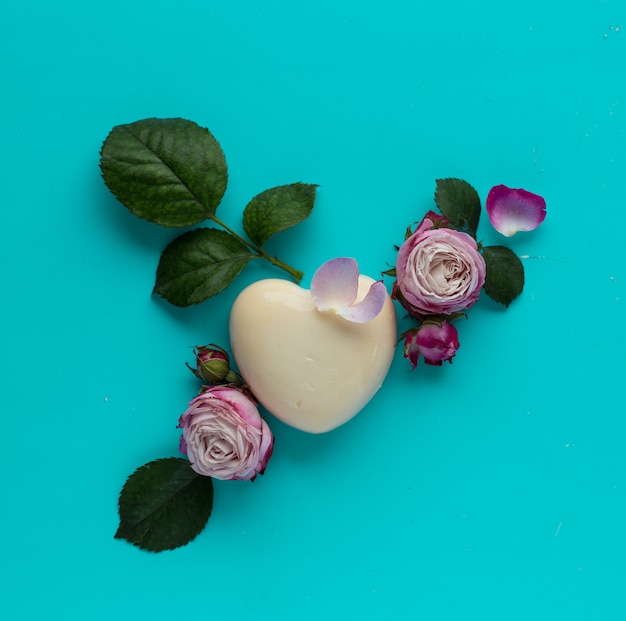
[2,1,625,619]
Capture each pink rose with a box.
[394,215,486,317]
[404,321,460,368]
[178,386,274,481]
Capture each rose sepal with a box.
[188,343,245,387]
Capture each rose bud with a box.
[403,321,460,368]
[394,213,486,317]
[190,344,238,384]
[178,385,274,481]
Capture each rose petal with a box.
[486,185,546,237]
[311,258,359,312]
[311,258,387,323]
[178,433,188,456]
[209,385,262,429]
[338,280,387,323]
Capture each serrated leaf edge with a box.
[99,118,228,228]
[115,457,213,552]
[482,245,525,308]
[243,182,318,246]
[154,229,253,306]
[434,177,481,238]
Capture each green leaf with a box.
[482,245,525,307]
[100,118,228,228]
[434,178,482,238]
[242,183,317,246]
[115,457,213,552]
[155,228,253,306]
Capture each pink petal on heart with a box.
[311,257,359,312]
[311,258,386,323]
[486,185,546,237]
[339,280,387,323]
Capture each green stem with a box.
[258,252,304,283]
[209,214,303,283]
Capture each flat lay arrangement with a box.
[5,3,625,618]
[101,118,545,552]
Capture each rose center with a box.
[430,255,466,286]
[207,436,238,461]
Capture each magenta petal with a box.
[486,185,546,237]
[311,258,359,312]
[338,280,387,323]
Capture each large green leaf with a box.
[242,183,317,246]
[115,457,214,552]
[154,228,252,306]
[100,118,228,227]
[482,245,525,307]
[434,178,481,238]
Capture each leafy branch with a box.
[100,118,317,306]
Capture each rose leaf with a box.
[115,457,214,552]
[434,178,481,238]
[154,228,252,306]
[100,118,228,228]
[242,183,317,246]
[482,245,525,307]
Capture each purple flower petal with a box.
[338,280,387,323]
[311,258,386,323]
[486,185,546,237]
[311,258,359,312]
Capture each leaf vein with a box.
[121,125,210,219]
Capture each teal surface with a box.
[2,1,625,619]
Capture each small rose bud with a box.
[191,344,232,383]
[403,321,460,368]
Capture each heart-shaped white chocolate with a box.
[229,275,396,433]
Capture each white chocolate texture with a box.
[230,276,396,433]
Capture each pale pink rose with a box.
[394,215,486,317]
[178,386,273,481]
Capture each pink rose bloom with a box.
[395,215,486,316]
[178,386,273,481]
[404,321,460,368]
